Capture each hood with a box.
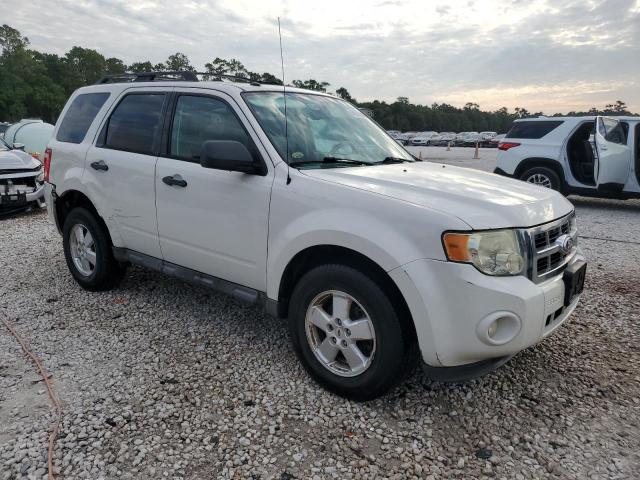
[302,162,573,229]
[0,149,41,171]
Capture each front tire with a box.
[520,166,562,192]
[62,207,126,291]
[288,264,414,401]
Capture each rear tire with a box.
[520,166,562,192]
[288,264,415,401]
[62,207,126,291]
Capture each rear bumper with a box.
[44,183,61,233]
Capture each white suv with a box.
[495,116,640,198]
[44,72,586,400]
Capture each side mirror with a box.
[12,143,25,151]
[199,140,263,175]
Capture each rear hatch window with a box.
[506,120,564,139]
[56,92,110,143]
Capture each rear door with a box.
[84,88,170,257]
[594,116,630,188]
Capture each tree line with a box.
[0,24,635,132]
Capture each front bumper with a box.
[0,178,45,214]
[389,251,585,368]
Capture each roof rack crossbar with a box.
[96,71,280,86]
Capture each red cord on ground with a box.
[2,318,62,480]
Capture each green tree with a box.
[128,61,154,72]
[165,52,194,72]
[0,24,28,54]
[336,87,356,103]
[292,79,330,92]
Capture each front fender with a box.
[267,207,432,300]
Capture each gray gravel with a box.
[1,191,639,479]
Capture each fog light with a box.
[487,321,498,338]
[476,311,522,346]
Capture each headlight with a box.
[37,167,44,183]
[442,229,524,276]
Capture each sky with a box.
[6,0,640,113]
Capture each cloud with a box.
[4,0,639,113]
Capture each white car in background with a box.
[410,131,438,146]
[495,116,640,199]
[395,132,417,144]
[480,131,497,140]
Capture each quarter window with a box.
[56,92,110,143]
[103,94,166,155]
[170,95,253,161]
[506,120,564,139]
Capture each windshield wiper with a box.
[289,157,368,167]
[378,156,413,164]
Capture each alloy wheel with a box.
[69,224,97,276]
[526,173,552,189]
[305,290,376,377]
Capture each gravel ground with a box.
[1,172,639,479]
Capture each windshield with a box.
[243,92,413,167]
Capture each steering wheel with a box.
[329,141,357,156]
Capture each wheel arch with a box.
[514,157,566,187]
[55,189,116,245]
[274,244,418,344]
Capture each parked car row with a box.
[388,130,503,147]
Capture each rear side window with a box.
[103,93,166,155]
[56,93,110,143]
[506,120,564,139]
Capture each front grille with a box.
[528,213,577,283]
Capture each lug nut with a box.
[335,318,342,326]
[341,340,348,347]
[331,337,337,344]
[345,329,351,336]
[327,324,334,331]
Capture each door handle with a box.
[162,174,187,188]
[90,160,109,171]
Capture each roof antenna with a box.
[278,17,291,185]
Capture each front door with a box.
[594,116,630,189]
[155,90,273,291]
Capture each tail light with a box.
[43,148,52,182]
[498,142,521,151]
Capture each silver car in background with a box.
[0,138,45,216]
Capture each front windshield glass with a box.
[243,92,413,167]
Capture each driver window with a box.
[170,95,253,161]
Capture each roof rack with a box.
[95,71,279,87]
